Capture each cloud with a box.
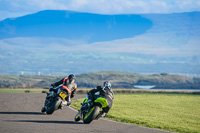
[0,0,200,20]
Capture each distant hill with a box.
[0,71,199,89]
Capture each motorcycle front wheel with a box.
[83,105,100,124]
[75,112,81,122]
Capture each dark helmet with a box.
[68,74,76,83]
[103,81,111,88]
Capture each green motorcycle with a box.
[75,95,109,124]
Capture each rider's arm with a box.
[51,78,64,87]
[87,86,101,95]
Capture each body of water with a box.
[134,85,200,91]
[134,85,156,89]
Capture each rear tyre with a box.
[46,97,62,114]
[83,105,100,124]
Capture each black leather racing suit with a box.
[51,77,77,98]
[87,86,114,114]
[44,77,77,107]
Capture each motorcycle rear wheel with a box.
[46,97,62,114]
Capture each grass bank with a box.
[71,93,200,133]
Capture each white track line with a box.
[68,106,78,112]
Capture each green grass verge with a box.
[71,93,200,133]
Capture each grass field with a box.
[71,93,200,133]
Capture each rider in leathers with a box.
[41,74,77,113]
[87,81,114,117]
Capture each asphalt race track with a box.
[0,93,171,133]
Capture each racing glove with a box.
[71,93,74,98]
[51,84,55,87]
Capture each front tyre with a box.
[46,97,62,114]
[75,113,81,122]
[83,105,100,124]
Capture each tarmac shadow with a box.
[0,112,44,115]
[6,120,84,124]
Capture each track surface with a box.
[0,93,171,133]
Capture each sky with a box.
[1,0,200,20]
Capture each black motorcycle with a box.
[43,85,69,114]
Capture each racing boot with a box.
[95,111,107,119]
[62,100,67,106]
[59,100,67,110]
[101,112,107,117]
